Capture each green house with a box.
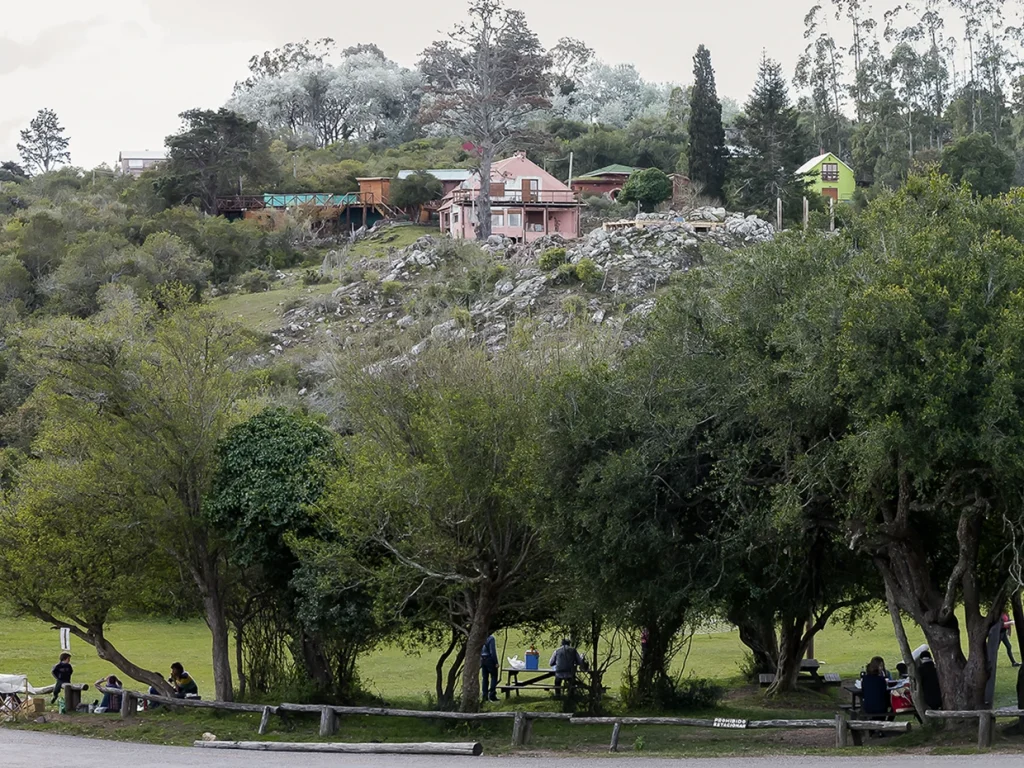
[796,152,855,202]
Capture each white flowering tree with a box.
[229,52,420,147]
[558,61,670,127]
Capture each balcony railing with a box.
[216,192,379,212]
[451,189,581,205]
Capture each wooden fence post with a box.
[319,706,338,737]
[610,721,622,752]
[978,712,994,749]
[258,706,272,735]
[835,710,850,748]
[511,711,527,746]
[120,691,135,720]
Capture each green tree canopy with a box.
[160,108,278,214]
[16,291,263,701]
[388,172,444,212]
[17,109,70,174]
[688,45,727,200]
[323,345,553,711]
[940,132,1014,197]
[617,168,673,212]
[730,53,814,218]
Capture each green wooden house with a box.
[796,152,855,202]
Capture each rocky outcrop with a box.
[266,212,774,373]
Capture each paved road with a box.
[3,730,1023,768]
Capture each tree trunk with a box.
[298,630,334,692]
[435,629,466,710]
[886,582,928,722]
[476,149,495,241]
[632,616,684,705]
[459,590,494,712]
[203,587,234,702]
[732,612,779,675]
[766,616,810,696]
[93,630,173,695]
[234,622,247,700]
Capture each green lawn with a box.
[3,610,1021,711]
[6,611,1024,754]
[347,224,436,260]
[208,281,336,335]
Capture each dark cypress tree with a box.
[731,52,814,216]
[688,45,727,200]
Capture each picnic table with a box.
[499,667,598,699]
[757,659,841,687]
[843,679,914,718]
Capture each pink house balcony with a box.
[451,189,582,206]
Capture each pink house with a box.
[438,152,583,242]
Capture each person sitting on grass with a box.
[95,674,123,712]
[50,653,73,704]
[148,662,199,701]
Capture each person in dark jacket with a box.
[917,651,943,710]
[481,634,499,703]
[1000,613,1020,667]
[51,653,73,704]
[549,639,585,699]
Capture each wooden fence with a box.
[98,686,910,749]
[925,708,1024,749]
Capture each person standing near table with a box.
[1000,613,1020,667]
[481,633,499,703]
[550,639,585,699]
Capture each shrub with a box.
[381,280,403,297]
[538,247,569,270]
[619,168,673,212]
[238,268,273,294]
[451,306,472,329]
[673,676,724,710]
[575,258,604,288]
[561,294,587,317]
[553,262,578,285]
[362,269,380,284]
[303,269,328,286]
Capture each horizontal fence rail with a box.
[925,708,1024,749]
[96,685,920,750]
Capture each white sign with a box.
[59,627,70,652]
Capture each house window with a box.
[821,163,839,182]
[453,211,459,223]
[128,159,145,169]
[508,212,522,228]
[491,212,505,228]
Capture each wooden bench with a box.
[835,711,912,746]
[823,673,842,685]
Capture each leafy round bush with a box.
[538,247,569,270]
[575,258,603,287]
[238,269,273,294]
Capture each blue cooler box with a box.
[525,652,539,670]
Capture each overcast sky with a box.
[2,0,826,170]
